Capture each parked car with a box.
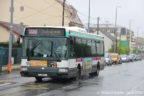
[136,54,142,61]
[130,54,137,61]
[120,54,129,62]
[105,53,112,66]
[110,53,122,64]
[128,55,134,62]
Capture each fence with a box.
[0,47,22,67]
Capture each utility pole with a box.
[114,7,118,53]
[136,27,139,54]
[88,0,91,33]
[8,0,14,65]
[129,20,132,54]
[137,27,139,41]
[114,6,121,53]
[97,17,100,35]
[62,0,66,26]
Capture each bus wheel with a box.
[35,77,42,82]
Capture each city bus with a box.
[20,26,105,81]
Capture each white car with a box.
[120,55,129,62]
[105,53,112,65]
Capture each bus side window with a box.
[70,37,75,58]
[87,40,92,57]
[91,41,96,56]
[95,41,97,56]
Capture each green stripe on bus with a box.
[66,32,69,37]
[69,32,104,41]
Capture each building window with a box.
[121,28,126,35]
[20,6,24,12]
[20,22,24,25]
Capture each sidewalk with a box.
[1,64,20,72]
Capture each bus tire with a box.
[35,77,42,82]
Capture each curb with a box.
[2,64,20,71]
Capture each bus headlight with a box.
[58,68,68,73]
[52,64,57,68]
[48,61,57,68]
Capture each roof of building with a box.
[88,26,116,41]
[55,0,83,26]
[0,21,26,36]
[88,24,122,28]
[100,30,116,41]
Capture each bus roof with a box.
[24,26,104,39]
[25,26,86,32]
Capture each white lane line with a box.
[0,83,11,87]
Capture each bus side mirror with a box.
[17,36,21,46]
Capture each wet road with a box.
[0,60,144,96]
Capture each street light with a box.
[88,0,91,33]
[129,20,132,54]
[114,6,121,53]
[62,0,66,26]
[8,0,14,72]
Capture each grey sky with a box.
[67,0,144,37]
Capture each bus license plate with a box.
[38,74,48,77]
[30,60,47,67]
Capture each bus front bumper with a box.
[20,67,77,79]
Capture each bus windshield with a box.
[22,37,67,60]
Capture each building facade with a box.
[0,0,82,27]
[90,24,135,54]
[0,0,83,42]
[0,21,24,42]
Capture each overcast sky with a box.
[67,0,144,37]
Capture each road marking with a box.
[0,83,11,87]
[0,83,49,96]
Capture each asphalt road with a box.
[0,60,144,96]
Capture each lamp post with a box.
[114,6,121,53]
[8,0,14,66]
[62,0,66,26]
[88,0,91,33]
[129,20,132,54]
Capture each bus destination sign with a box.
[25,28,65,36]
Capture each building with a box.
[0,0,83,42]
[89,23,135,53]
[135,37,144,51]
[0,0,82,27]
[135,37,144,57]
[0,21,24,42]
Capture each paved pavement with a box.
[0,60,144,96]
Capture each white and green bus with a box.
[20,26,105,81]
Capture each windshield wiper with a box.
[50,41,53,57]
[54,51,61,62]
[31,40,41,52]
